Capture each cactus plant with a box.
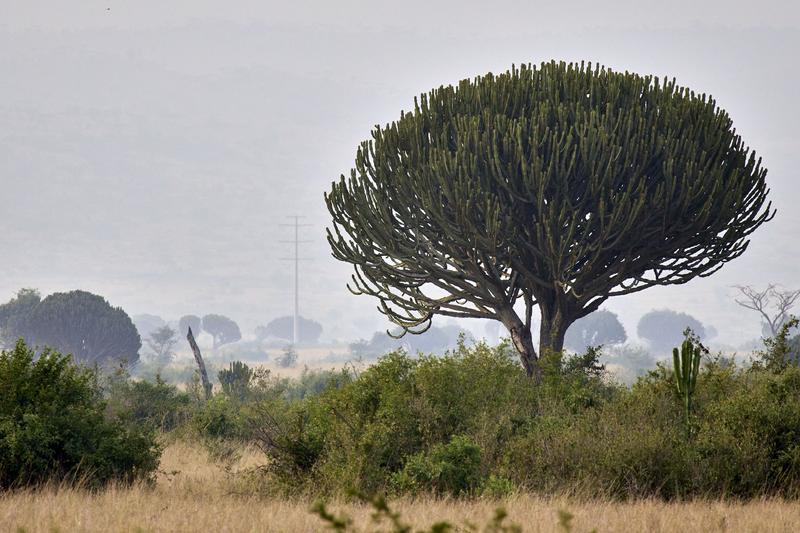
[218,360,254,400]
[673,334,702,434]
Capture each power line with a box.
[278,215,312,345]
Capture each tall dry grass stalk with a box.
[2,440,799,532]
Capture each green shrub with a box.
[218,361,255,401]
[392,435,483,496]
[246,338,800,499]
[480,474,517,499]
[191,394,251,441]
[282,367,353,401]
[253,343,539,495]
[105,372,193,432]
[0,340,160,488]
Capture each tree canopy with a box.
[564,309,626,353]
[258,315,323,344]
[178,315,202,338]
[0,288,41,346]
[202,314,241,349]
[132,314,167,340]
[637,309,706,354]
[0,289,141,365]
[145,325,178,366]
[326,61,772,379]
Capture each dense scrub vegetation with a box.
[4,327,800,501]
[236,340,800,499]
[0,341,159,489]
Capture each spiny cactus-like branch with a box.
[326,61,773,379]
[673,333,703,433]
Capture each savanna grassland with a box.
[3,439,800,533]
[3,332,800,532]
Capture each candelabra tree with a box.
[326,61,773,381]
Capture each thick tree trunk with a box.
[500,312,543,383]
[539,311,568,358]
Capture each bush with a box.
[0,340,160,488]
[218,361,255,401]
[502,362,800,499]
[190,394,252,441]
[252,342,541,495]
[105,372,193,432]
[392,435,483,496]
[246,337,800,499]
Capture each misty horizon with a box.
[2,1,798,346]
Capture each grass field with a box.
[2,440,800,532]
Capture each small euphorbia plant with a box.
[673,329,706,436]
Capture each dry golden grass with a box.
[2,440,800,532]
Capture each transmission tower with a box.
[279,216,312,345]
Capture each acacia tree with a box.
[178,315,202,338]
[733,284,800,338]
[326,61,773,380]
[202,314,241,349]
[564,309,626,353]
[146,325,178,366]
[259,316,323,344]
[637,309,706,354]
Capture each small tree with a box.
[326,61,773,380]
[564,309,626,353]
[734,285,800,338]
[754,316,800,372]
[146,325,178,366]
[637,309,706,354]
[202,314,241,349]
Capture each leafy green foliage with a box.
[252,342,540,495]
[392,435,483,496]
[248,339,800,499]
[755,317,799,372]
[0,340,159,488]
[105,371,193,432]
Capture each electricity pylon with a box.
[279,216,312,345]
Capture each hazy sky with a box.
[1,1,798,344]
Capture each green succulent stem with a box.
[673,336,702,436]
[326,61,773,380]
